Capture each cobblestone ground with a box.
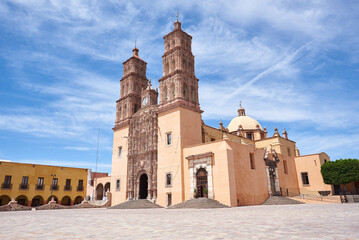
[0,203,358,239]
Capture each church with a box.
[108,20,331,207]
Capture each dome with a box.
[227,106,262,132]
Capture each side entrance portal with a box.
[196,168,208,198]
[139,174,148,199]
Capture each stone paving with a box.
[0,203,358,239]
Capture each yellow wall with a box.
[110,126,129,205]
[0,161,88,206]
[294,153,332,195]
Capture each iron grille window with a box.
[247,132,253,140]
[301,172,310,185]
[36,177,44,190]
[118,146,122,157]
[65,179,71,191]
[77,179,83,191]
[20,176,29,189]
[2,175,12,189]
[166,133,172,145]
[51,178,58,190]
[116,179,120,190]
[166,173,172,187]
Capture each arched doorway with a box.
[16,195,28,206]
[61,196,71,206]
[196,168,208,198]
[0,195,11,206]
[139,174,148,199]
[74,196,84,205]
[47,196,58,203]
[105,182,110,193]
[31,195,44,207]
[96,183,104,200]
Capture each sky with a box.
[0,0,359,174]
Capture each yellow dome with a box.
[228,115,262,132]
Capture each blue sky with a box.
[0,1,359,173]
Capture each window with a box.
[287,147,291,156]
[116,179,120,190]
[167,193,172,207]
[314,160,317,166]
[166,132,172,146]
[324,159,327,163]
[118,146,122,157]
[260,133,265,139]
[301,172,310,186]
[166,173,172,187]
[283,160,288,174]
[249,153,255,170]
[65,179,71,191]
[247,133,253,140]
[36,177,44,190]
[210,138,215,142]
[20,176,29,189]
[52,178,58,190]
[2,175,12,189]
[77,179,84,191]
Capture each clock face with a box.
[142,97,148,106]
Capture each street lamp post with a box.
[50,174,56,202]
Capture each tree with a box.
[321,159,359,193]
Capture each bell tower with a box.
[115,47,148,127]
[158,20,200,111]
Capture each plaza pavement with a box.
[0,203,358,239]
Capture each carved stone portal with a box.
[127,106,158,202]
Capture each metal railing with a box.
[64,185,72,191]
[1,183,12,189]
[77,186,84,191]
[51,185,58,190]
[36,184,44,190]
[19,184,29,190]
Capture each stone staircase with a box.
[109,199,163,209]
[262,196,304,205]
[167,198,230,209]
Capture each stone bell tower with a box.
[115,47,148,127]
[158,20,200,111]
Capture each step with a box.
[168,198,230,209]
[262,196,304,205]
[109,199,163,209]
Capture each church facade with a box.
[109,20,331,207]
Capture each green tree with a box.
[321,159,359,193]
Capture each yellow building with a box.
[0,161,88,207]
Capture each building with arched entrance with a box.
[0,161,88,207]
[108,20,332,207]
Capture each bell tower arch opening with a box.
[139,173,148,199]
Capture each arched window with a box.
[163,86,168,102]
[165,63,169,75]
[118,107,122,120]
[170,83,175,100]
[124,104,127,118]
[191,86,195,103]
[172,59,175,72]
[183,83,188,101]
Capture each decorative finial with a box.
[176,11,179,22]
[135,40,137,48]
[239,101,242,107]
[149,78,152,86]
